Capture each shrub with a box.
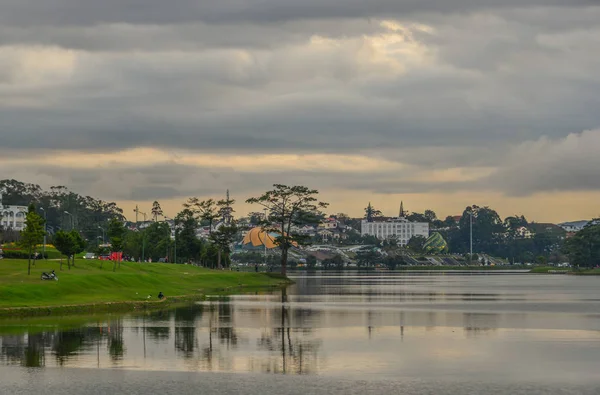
[2,250,48,259]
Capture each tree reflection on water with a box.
[0,288,324,374]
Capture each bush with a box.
[2,250,48,259]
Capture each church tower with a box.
[399,201,406,218]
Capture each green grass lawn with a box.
[529,266,600,274]
[0,258,290,309]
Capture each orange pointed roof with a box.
[242,227,298,249]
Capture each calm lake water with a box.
[1,272,599,394]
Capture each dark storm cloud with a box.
[481,129,600,196]
[1,1,600,200]
[2,160,472,202]
[0,1,593,27]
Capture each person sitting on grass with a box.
[158,292,164,300]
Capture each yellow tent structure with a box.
[242,228,279,249]
[241,227,298,249]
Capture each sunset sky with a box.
[1,1,599,222]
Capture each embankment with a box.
[0,259,291,317]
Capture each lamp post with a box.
[470,211,473,264]
[39,208,47,260]
[467,207,474,265]
[164,217,176,263]
[174,219,177,264]
[64,211,74,231]
[263,208,268,268]
[98,226,105,244]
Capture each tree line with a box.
[359,204,599,267]
[5,178,599,273]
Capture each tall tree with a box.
[356,247,379,268]
[53,230,86,270]
[248,212,265,225]
[69,230,86,268]
[453,205,504,255]
[563,220,600,267]
[19,204,46,275]
[424,210,437,223]
[54,230,73,271]
[364,203,382,222]
[210,194,237,268]
[406,235,427,253]
[151,201,164,222]
[407,212,428,222]
[184,198,219,233]
[217,191,235,224]
[107,218,126,271]
[247,184,328,275]
[175,208,202,264]
[210,222,238,269]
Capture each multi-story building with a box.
[558,221,589,233]
[0,194,28,231]
[360,201,429,246]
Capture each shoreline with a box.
[0,259,292,318]
[0,283,288,318]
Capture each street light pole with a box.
[98,226,105,244]
[64,211,74,231]
[469,210,473,265]
[263,208,268,268]
[39,208,47,260]
[164,217,172,263]
[174,218,177,264]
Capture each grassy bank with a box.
[529,266,600,275]
[0,259,291,316]
[286,265,527,271]
[394,265,524,271]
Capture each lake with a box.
[1,272,599,394]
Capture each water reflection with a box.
[1,274,599,381]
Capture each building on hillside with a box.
[515,226,534,239]
[558,220,589,233]
[319,228,349,243]
[360,201,429,246]
[319,217,341,230]
[298,225,317,237]
[0,194,28,231]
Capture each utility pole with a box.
[263,208,268,268]
[469,210,473,265]
[174,218,177,264]
[39,207,47,259]
[98,226,105,244]
[133,205,143,228]
[64,211,74,231]
[164,217,172,262]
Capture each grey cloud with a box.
[4,126,600,202]
[482,129,600,196]
[0,19,386,52]
[2,161,473,202]
[1,2,600,202]
[0,1,593,27]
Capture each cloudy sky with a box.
[1,1,600,222]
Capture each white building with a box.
[0,194,28,231]
[558,221,589,233]
[361,218,429,246]
[515,226,534,239]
